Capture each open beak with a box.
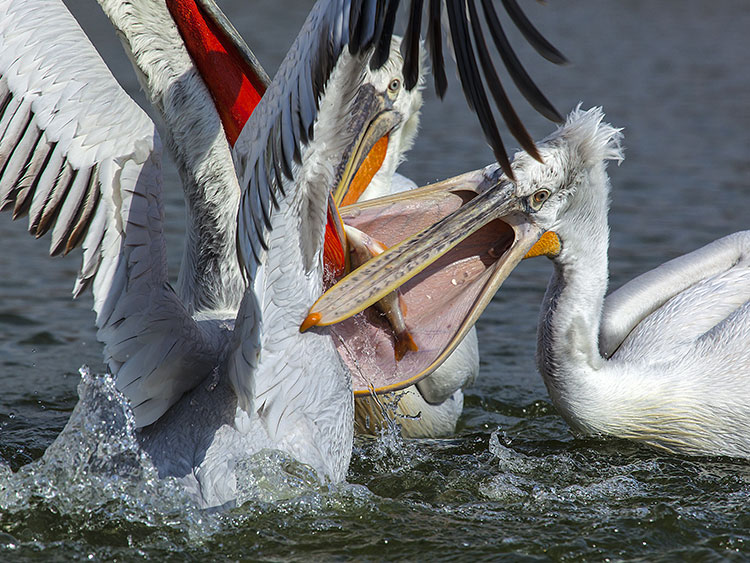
[304,164,553,395]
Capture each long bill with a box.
[167,0,270,147]
[330,86,402,207]
[323,85,404,276]
[303,165,550,395]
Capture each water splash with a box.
[351,397,419,480]
[0,368,365,526]
[0,368,214,543]
[234,449,330,505]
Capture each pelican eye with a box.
[529,189,551,211]
[387,78,401,95]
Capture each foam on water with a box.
[0,368,376,544]
[234,450,330,505]
[482,430,652,506]
[0,369,215,536]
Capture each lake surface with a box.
[1,0,750,559]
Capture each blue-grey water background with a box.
[1,0,750,559]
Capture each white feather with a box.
[510,107,750,457]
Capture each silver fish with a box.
[344,225,418,361]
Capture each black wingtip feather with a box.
[368,0,388,57]
[501,0,567,65]
[370,0,400,70]
[348,0,365,53]
[468,0,540,160]
[446,0,515,180]
[401,0,424,90]
[426,0,448,97]
[481,0,562,124]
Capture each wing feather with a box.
[97,0,247,313]
[0,96,22,140]
[64,165,101,254]
[0,100,31,174]
[500,0,566,64]
[426,0,448,97]
[480,0,561,123]
[232,0,354,278]
[288,81,305,163]
[0,0,225,427]
[298,58,316,144]
[37,162,75,240]
[1,122,41,205]
[401,0,424,90]
[366,0,566,180]
[467,0,538,160]
[602,232,750,360]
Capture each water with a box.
[1,0,750,559]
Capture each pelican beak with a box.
[168,0,270,147]
[331,85,402,207]
[322,85,402,277]
[303,164,550,395]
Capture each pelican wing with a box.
[601,232,750,360]
[96,0,268,313]
[232,0,351,277]
[0,0,223,427]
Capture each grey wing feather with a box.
[0,0,224,427]
[232,0,352,279]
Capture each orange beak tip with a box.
[299,312,322,333]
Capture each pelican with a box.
[0,0,565,506]
[342,84,481,439]
[313,107,750,458]
[163,2,483,439]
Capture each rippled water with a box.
[1,0,750,559]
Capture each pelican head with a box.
[331,37,424,207]
[502,106,624,256]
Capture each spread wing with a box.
[98,0,270,313]
[0,0,224,427]
[360,0,565,175]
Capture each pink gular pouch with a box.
[307,165,539,399]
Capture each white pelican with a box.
[342,84,481,439]
[313,107,750,458]
[160,2,483,439]
[0,0,564,506]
